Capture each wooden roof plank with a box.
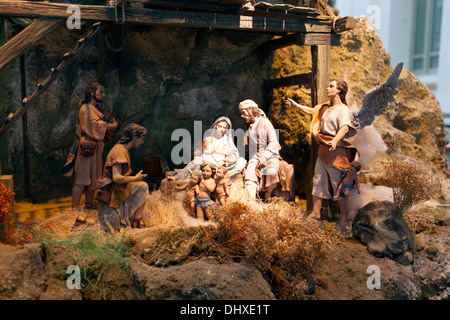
[0,17,63,71]
[269,4,295,11]
[183,0,250,4]
[0,1,333,34]
[134,0,243,12]
[241,8,321,20]
[253,2,272,9]
[287,7,317,14]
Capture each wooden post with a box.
[98,27,105,83]
[307,44,330,212]
[311,45,330,108]
[20,54,31,199]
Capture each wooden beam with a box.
[258,34,296,51]
[311,45,330,107]
[0,17,63,71]
[333,16,357,33]
[264,72,312,89]
[20,55,31,199]
[307,44,330,212]
[136,0,242,12]
[297,32,341,46]
[259,30,340,52]
[0,1,334,34]
[240,4,318,20]
[98,28,105,83]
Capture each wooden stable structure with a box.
[0,0,356,204]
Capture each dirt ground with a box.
[315,226,447,300]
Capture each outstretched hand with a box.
[286,98,297,108]
[135,170,147,181]
[285,98,313,115]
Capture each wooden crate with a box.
[0,175,14,194]
[0,175,14,242]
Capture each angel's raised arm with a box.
[286,98,314,115]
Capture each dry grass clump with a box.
[142,190,187,229]
[381,156,441,218]
[39,190,186,236]
[39,208,100,237]
[139,227,218,267]
[322,221,349,243]
[404,208,438,234]
[205,195,337,299]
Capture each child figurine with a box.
[195,163,216,222]
[176,171,202,217]
[214,166,230,205]
[334,161,364,201]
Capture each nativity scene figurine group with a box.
[62,63,404,233]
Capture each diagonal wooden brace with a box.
[0,21,107,138]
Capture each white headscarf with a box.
[238,99,267,118]
[203,116,239,157]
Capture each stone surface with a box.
[352,201,416,264]
[133,258,276,300]
[0,243,47,300]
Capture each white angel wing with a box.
[351,62,404,129]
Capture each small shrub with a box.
[0,182,54,246]
[205,198,337,299]
[404,208,438,234]
[4,218,54,246]
[381,156,441,218]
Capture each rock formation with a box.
[133,259,276,300]
[352,201,416,265]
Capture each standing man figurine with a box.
[239,99,281,200]
[71,82,118,210]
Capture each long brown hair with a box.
[332,78,348,105]
[82,82,101,105]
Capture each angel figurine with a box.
[286,62,404,224]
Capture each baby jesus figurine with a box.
[334,161,363,201]
[194,163,216,222]
[214,166,230,205]
[176,171,202,217]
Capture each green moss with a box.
[43,232,136,300]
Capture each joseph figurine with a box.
[71,82,118,209]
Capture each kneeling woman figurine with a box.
[97,123,149,233]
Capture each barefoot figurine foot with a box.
[306,212,321,221]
